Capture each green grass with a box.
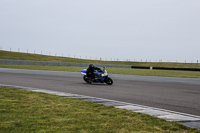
[1,64,200,78]
[0,87,199,133]
[1,50,200,78]
[1,50,200,68]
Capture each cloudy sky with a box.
[0,0,200,62]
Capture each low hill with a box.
[0,50,200,69]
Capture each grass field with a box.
[1,50,200,68]
[1,87,199,132]
[1,64,200,78]
[1,50,200,78]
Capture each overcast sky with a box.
[0,0,200,62]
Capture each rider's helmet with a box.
[89,64,94,68]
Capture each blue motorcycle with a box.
[80,67,113,85]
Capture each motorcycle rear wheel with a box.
[83,75,92,84]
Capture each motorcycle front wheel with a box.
[106,77,113,85]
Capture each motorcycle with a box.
[80,67,113,85]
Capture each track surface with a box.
[0,68,200,116]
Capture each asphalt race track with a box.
[0,68,200,117]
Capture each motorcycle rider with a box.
[86,64,101,80]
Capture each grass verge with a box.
[0,87,199,132]
[1,50,200,68]
[1,64,200,78]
